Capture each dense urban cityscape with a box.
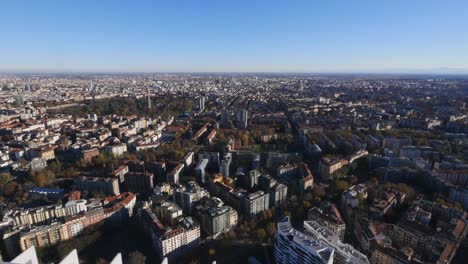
[0,73,466,264]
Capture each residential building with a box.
[241,191,269,216]
[195,197,238,237]
[308,202,346,241]
[167,163,183,185]
[125,172,154,195]
[139,204,200,262]
[74,177,120,195]
[194,159,209,184]
[304,220,369,264]
[277,162,314,195]
[258,174,287,208]
[173,181,209,215]
[318,156,348,180]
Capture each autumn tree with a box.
[266,222,276,237]
[312,185,326,198]
[0,173,12,184]
[304,192,313,202]
[226,229,237,239]
[329,179,350,195]
[256,228,266,242]
[208,248,216,259]
[31,170,56,187]
[218,132,227,143]
[263,209,273,220]
[3,182,18,197]
[241,134,250,146]
[349,175,359,185]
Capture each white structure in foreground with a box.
[275,217,334,264]
[304,220,370,264]
[0,246,170,264]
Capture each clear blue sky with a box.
[1,0,467,73]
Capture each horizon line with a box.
[1,70,468,76]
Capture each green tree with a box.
[349,175,359,185]
[312,185,326,198]
[256,228,266,242]
[241,134,250,146]
[266,222,276,237]
[0,173,12,184]
[329,179,350,195]
[3,182,18,197]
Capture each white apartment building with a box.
[242,191,269,216]
[275,217,334,264]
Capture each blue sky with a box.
[1,0,467,73]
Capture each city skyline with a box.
[1,0,468,73]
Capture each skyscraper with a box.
[148,88,152,110]
[236,110,248,129]
[196,96,205,112]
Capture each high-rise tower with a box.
[148,88,152,110]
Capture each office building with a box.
[236,110,248,129]
[196,96,205,112]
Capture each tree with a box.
[394,183,416,201]
[35,173,47,187]
[263,209,273,220]
[218,133,227,143]
[249,218,257,231]
[226,229,237,239]
[435,197,446,206]
[209,248,216,258]
[31,170,55,187]
[256,228,266,242]
[241,134,249,146]
[127,251,146,264]
[369,177,379,186]
[329,179,350,195]
[48,161,62,174]
[312,186,326,198]
[454,202,463,210]
[3,182,18,197]
[266,222,276,237]
[62,167,76,178]
[0,173,12,184]
[96,258,108,264]
[349,175,358,185]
